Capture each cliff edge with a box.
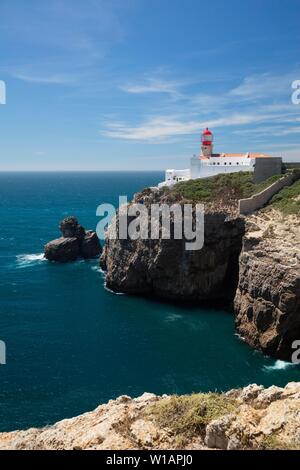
[1,383,300,450]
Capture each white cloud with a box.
[229,72,296,100]
[11,72,77,85]
[103,70,300,143]
[121,78,184,98]
[102,111,292,141]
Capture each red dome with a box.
[202,128,212,135]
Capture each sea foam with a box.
[263,360,296,372]
[16,253,46,268]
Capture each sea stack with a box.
[44,216,102,262]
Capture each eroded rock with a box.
[234,209,300,360]
[45,217,101,262]
[44,237,80,262]
[1,383,299,450]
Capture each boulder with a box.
[81,231,102,259]
[44,237,80,262]
[59,216,85,240]
[44,217,102,262]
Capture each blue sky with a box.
[0,0,300,170]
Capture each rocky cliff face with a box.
[101,189,245,305]
[1,383,299,450]
[234,209,300,361]
[101,185,300,360]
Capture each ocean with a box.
[0,171,299,432]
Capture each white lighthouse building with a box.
[158,128,270,187]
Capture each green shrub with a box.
[148,393,238,439]
[269,179,300,215]
[169,172,282,203]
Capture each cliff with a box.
[101,174,299,360]
[101,186,245,305]
[1,383,300,450]
[234,208,300,360]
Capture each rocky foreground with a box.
[0,383,300,450]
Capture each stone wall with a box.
[254,157,282,183]
[239,174,294,215]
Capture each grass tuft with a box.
[260,434,300,450]
[148,393,238,440]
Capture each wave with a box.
[263,360,296,372]
[104,283,125,296]
[90,264,124,295]
[16,253,46,268]
[91,265,105,275]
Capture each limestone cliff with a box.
[101,189,244,305]
[101,179,299,361]
[234,209,300,360]
[1,383,300,450]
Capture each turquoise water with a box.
[0,171,299,432]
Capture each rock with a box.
[45,217,102,263]
[44,237,80,262]
[0,384,300,450]
[253,386,283,409]
[204,414,233,449]
[81,231,102,259]
[130,419,162,447]
[59,216,85,240]
[238,384,265,403]
[134,393,158,403]
[234,210,300,361]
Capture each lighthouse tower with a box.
[201,128,213,157]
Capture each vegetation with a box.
[148,393,238,442]
[260,434,300,450]
[166,172,282,203]
[268,178,300,215]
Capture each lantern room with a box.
[201,128,213,157]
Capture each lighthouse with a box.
[201,128,213,157]
[158,127,273,188]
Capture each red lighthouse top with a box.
[201,128,213,145]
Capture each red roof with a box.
[202,128,212,135]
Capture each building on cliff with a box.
[158,128,280,187]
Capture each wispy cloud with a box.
[229,72,294,100]
[11,72,78,85]
[102,111,294,141]
[103,70,300,142]
[121,78,183,98]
